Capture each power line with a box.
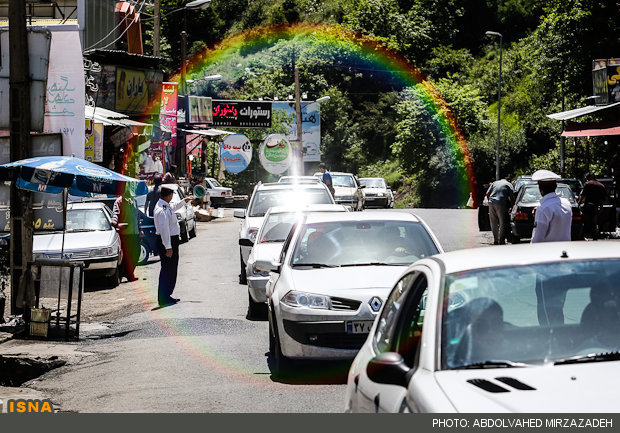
[85,0,147,51]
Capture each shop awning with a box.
[85,106,152,135]
[547,102,620,121]
[561,120,620,137]
[118,118,153,136]
[180,128,234,136]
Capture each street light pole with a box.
[294,67,303,176]
[486,31,502,181]
[153,0,160,56]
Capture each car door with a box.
[354,271,430,413]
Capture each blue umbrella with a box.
[0,155,148,196]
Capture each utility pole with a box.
[560,82,565,177]
[294,67,303,176]
[8,0,33,314]
[153,0,161,56]
[177,30,188,174]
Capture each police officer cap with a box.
[531,169,560,182]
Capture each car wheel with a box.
[269,308,288,376]
[248,292,266,319]
[108,267,120,288]
[180,221,189,243]
[239,250,247,285]
[189,219,197,238]
[138,241,149,266]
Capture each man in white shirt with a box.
[531,170,572,243]
[154,186,193,306]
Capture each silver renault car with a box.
[257,212,443,375]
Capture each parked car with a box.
[313,172,365,211]
[359,177,393,209]
[245,204,348,317]
[257,212,443,375]
[278,176,321,184]
[509,183,582,242]
[33,202,122,287]
[235,182,335,284]
[137,210,158,266]
[591,176,617,233]
[204,177,233,208]
[345,241,620,413]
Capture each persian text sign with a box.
[272,101,321,162]
[220,134,252,173]
[115,67,148,113]
[212,100,272,128]
[259,134,292,174]
[160,82,178,148]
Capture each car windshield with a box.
[441,259,620,369]
[66,209,111,232]
[259,212,298,243]
[332,175,355,188]
[360,179,385,188]
[248,189,333,217]
[513,178,534,191]
[520,185,575,203]
[291,220,439,266]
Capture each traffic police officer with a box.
[531,169,572,243]
[154,186,193,306]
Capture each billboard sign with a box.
[160,82,178,148]
[272,101,321,162]
[220,134,252,173]
[592,59,620,105]
[187,96,213,124]
[259,134,292,174]
[212,100,272,128]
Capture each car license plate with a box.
[346,320,374,334]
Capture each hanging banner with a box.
[212,100,272,128]
[160,82,178,149]
[220,134,252,173]
[93,122,104,162]
[272,101,321,162]
[85,119,94,161]
[259,134,292,174]
[43,25,85,158]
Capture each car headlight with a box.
[337,195,353,200]
[176,212,183,221]
[377,192,384,197]
[90,245,117,257]
[281,291,330,310]
[247,228,258,243]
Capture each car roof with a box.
[67,201,108,210]
[304,211,420,224]
[359,177,384,181]
[329,172,355,176]
[254,182,329,191]
[267,204,347,214]
[422,241,620,275]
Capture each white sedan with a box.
[245,204,348,317]
[257,212,443,375]
[345,241,620,413]
[33,202,122,287]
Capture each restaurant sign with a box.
[212,100,272,128]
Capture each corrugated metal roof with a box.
[547,102,620,120]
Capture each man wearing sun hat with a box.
[530,169,572,243]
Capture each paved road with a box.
[29,208,491,412]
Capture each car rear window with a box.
[249,189,333,217]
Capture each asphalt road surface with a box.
[28,208,492,412]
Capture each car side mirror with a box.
[345,206,354,212]
[234,209,246,219]
[239,238,254,247]
[255,259,281,273]
[366,352,411,387]
[360,185,366,189]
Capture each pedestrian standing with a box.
[111,188,143,282]
[144,175,163,217]
[163,164,178,184]
[154,186,193,306]
[531,170,572,243]
[486,178,514,245]
[318,162,335,197]
[578,172,606,240]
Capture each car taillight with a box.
[221,192,226,196]
[515,211,529,221]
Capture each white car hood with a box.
[34,230,116,252]
[290,266,405,296]
[435,362,620,413]
[334,186,357,196]
[251,242,284,262]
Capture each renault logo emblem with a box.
[369,296,382,312]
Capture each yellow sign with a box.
[5,399,54,413]
[85,119,94,162]
[115,67,148,113]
